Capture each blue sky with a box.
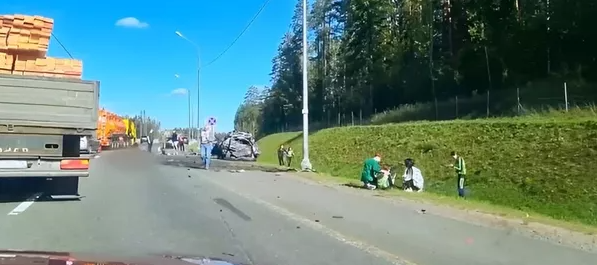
[1,0,296,132]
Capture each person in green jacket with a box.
[361,153,382,190]
[450,151,467,197]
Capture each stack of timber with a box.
[0,14,83,79]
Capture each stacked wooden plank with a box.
[0,53,13,74]
[12,54,83,78]
[0,14,53,55]
[0,14,83,79]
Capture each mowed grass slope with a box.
[257,118,597,226]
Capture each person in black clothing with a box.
[171,131,178,150]
[147,129,154,152]
[402,158,417,191]
[277,145,286,166]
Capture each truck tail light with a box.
[60,159,89,170]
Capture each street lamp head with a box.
[175,31,184,38]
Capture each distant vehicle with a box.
[140,136,149,143]
[80,135,100,154]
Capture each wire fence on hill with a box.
[271,81,597,134]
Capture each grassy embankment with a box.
[256,108,597,232]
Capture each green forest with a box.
[234,0,597,137]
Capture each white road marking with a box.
[7,192,42,216]
[198,172,417,265]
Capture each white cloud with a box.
[115,17,149,28]
[170,88,188,95]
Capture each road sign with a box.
[207,117,217,126]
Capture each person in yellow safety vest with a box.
[449,151,467,197]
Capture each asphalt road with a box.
[0,148,594,265]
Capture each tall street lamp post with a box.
[174,74,192,139]
[175,31,201,139]
[300,0,312,171]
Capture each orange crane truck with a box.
[97,110,135,150]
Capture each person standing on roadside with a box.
[200,127,216,170]
[147,129,154,152]
[285,147,294,167]
[178,135,185,152]
[171,131,179,151]
[277,145,286,166]
[450,151,467,197]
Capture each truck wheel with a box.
[43,177,79,196]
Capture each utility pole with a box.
[142,110,147,136]
[139,110,144,136]
[300,0,312,171]
[174,74,194,139]
[197,66,201,137]
[175,31,202,140]
[188,89,192,139]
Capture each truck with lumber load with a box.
[0,14,93,198]
[0,74,98,197]
[97,110,137,150]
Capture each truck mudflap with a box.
[0,157,87,198]
[0,176,82,198]
[0,157,88,197]
[42,177,81,198]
